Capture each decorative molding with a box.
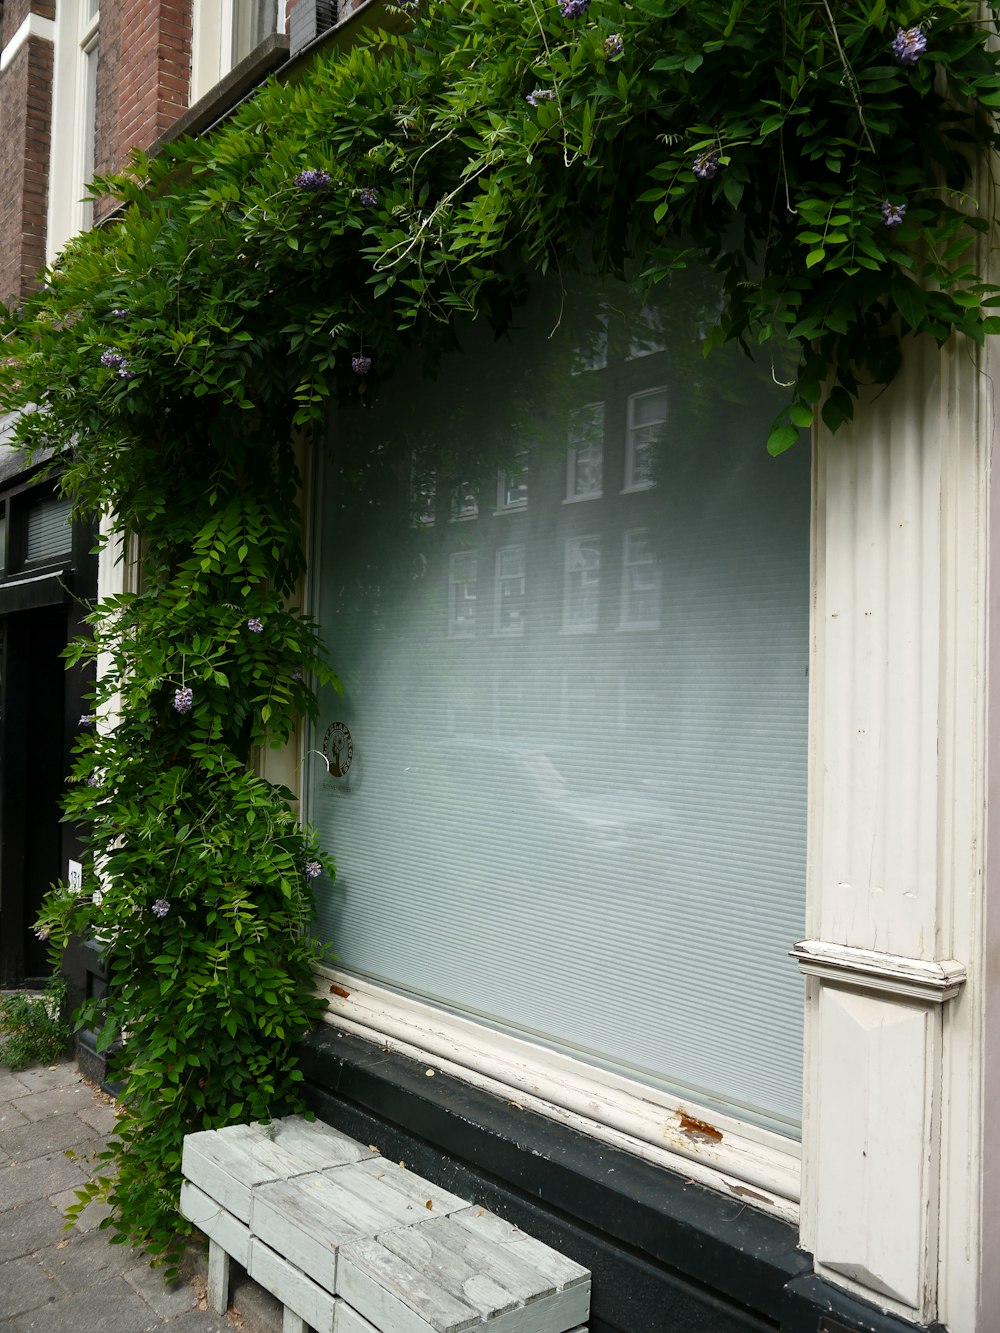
[791,939,966,1004]
[0,13,56,72]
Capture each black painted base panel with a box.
[297,1026,945,1333]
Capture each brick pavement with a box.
[0,1060,281,1333]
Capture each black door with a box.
[0,607,69,986]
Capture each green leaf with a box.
[767,424,800,455]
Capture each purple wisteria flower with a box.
[295,168,332,191]
[526,88,557,107]
[34,926,49,941]
[357,187,379,207]
[291,667,303,682]
[100,348,135,379]
[352,354,372,376]
[246,617,264,633]
[559,0,589,16]
[892,26,926,65]
[604,33,624,58]
[87,773,101,787]
[304,860,323,878]
[173,685,193,714]
[80,714,95,727]
[111,308,129,319]
[693,151,720,180]
[881,199,907,227]
[151,899,170,918]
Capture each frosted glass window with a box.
[309,269,810,1134]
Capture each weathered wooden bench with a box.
[181,1117,591,1333]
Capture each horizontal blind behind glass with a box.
[309,270,810,1135]
[26,497,72,562]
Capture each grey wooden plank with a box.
[282,1308,309,1333]
[183,1126,326,1222]
[333,1303,382,1333]
[450,1206,590,1290]
[377,1219,591,1333]
[179,1180,252,1268]
[481,1286,591,1333]
[338,1234,481,1333]
[254,1117,373,1170]
[395,1214,559,1305]
[377,1224,520,1318]
[207,1238,230,1316]
[329,1157,469,1225]
[251,1174,367,1291]
[248,1236,338,1333]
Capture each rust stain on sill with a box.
[329,984,351,999]
[677,1112,723,1143]
[727,1183,772,1205]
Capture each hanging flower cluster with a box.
[294,168,332,191]
[892,26,927,64]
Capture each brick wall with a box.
[94,0,192,223]
[2,1,56,39]
[0,34,53,307]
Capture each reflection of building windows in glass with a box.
[565,403,604,501]
[563,536,601,633]
[626,388,666,491]
[451,482,479,522]
[620,529,661,630]
[410,457,436,527]
[494,545,526,636]
[570,314,609,374]
[497,453,528,511]
[627,305,668,360]
[449,551,477,637]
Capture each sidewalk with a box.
[0,1059,279,1332]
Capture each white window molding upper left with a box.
[47,1,100,259]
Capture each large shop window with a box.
[309,270,810,1136]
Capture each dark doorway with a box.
[0,606,69,986]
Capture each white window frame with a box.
[493,544,526,637]
[314,962,801,1224]
[619,528,661,631]
[448,550,477,638]
[625,387,666,493]
[565,402,605,503]
[450,481,478,522]
[495,453,528,514]
[46,3,98,258]
[190,0,284,105]
[562,534,601,634]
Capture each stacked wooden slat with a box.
[181,1117,590,1333]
